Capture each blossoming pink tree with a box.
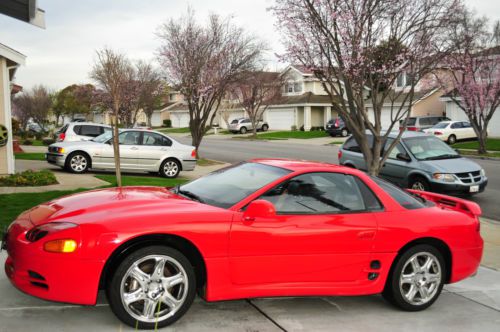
[441,11,500,154]
[271,0,461,175]
[157,9,264,156]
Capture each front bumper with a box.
[4,220,103,305]
[430,178,488,196]
[45,152,66,167]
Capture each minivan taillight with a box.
[334,118,340,127]
[191,149,196,158]
[58,132,65,141]
[407,126,417,131]
[338,149,343,160]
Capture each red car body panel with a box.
[4,159,483,305]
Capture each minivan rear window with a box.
[231,119,239,124]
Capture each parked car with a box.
[339,131,487,195]
[46,129,196,178]
[400,116,451,132]
[423,121,477,145]
[55,122,111,142]
[3,159,483,329]
[228,118,269,134]
[325,117,349,137]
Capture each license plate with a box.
[470,185,479,193]
[46,154,56,161]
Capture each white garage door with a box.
[266,109,295,130]
[171,112,190,128]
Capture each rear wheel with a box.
[65,152,90,173]
[409,176,430,191]
[261,124,269,132]
[160,159,181,178]
[239,127,247,134]
[107,246,196,329]
[447,134,457,145]
[383,244,445,311]
[341,128,348,137]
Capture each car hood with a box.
[420,157,482,173]
[25,186,209,226]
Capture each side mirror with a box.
[243,199,276,222]
[396,153,411,162]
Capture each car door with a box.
[461,121,475,139]
[229,172,380,286]
[380,138,413,186]
[138,132,173,170]
[98,131,140,169]
[450,122,464,139]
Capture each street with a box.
[176,136,500,221]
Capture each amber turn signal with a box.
[43,239,77,253]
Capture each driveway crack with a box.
[246,299,287,332]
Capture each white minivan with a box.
[55,122,111,142]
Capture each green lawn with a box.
[457,149,500,158]
[453,138,500,151]
[256,131,329,139]
[0,175,188,229]
[14,152,46,160]
[196,158,224,166]
[158,127,191,134]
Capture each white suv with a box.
[228,118,269,134]
[55,122,111,142]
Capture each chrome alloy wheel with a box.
[70,154,87,172]
[411,181,426,191]
[120,255,188,324]
[399,252,442,306]
[163,161,179,177]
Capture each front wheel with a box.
[447,134,457,145]
[65,152,90,173]
[261,124,269,132]
[341,128,348,137]
[160,159,181,178]
[409,176,430,191]
[107,246,196,329]
[239,127,247,134]
[383,244,445,311]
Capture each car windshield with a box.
[403,136,461,161]
[173,162,291,209]
[92,131,113,143]
[431,122,449,129]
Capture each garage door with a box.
[266,109,295,130]
[171,112,190,128]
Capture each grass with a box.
[0,175,188,229]
[256,130,329,139]
[196,158,224,166]
[457,149,500,158]
[452,138,500,151]
[14,152,46,161]
[329,141,345,145]
[158,127,191,134]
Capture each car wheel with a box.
[107,246,196,329]
[239,127,247,134]
[447,134,456,145]
[65,152,90,173]
[383,244,445,311]
[261,124,269,132]
[341,129,348,137]
[160,159,181,178]
[409,176,430,191]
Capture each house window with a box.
[169,93,176,101]
[285,82,302,94]
[396,73,414,88]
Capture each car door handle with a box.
[357,230,375,240]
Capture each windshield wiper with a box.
[177,188,205,204]
[423,154,461,161]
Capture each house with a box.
[167,65,342,131]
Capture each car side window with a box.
[384,139,407,160]
[259,172,380,214]
[80,125,102,137]
[73,125,81,135]
[451,122,462,129]
[462,122,471,128]
[118,131,141,145]
[142,132,172,146]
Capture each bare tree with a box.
[12,94,32,132]
[12,85,52,133]
[157,9,264,156]
[271,0,461,175]
[230,71,283,137]
[135,61,167,127]
[90,48,133,187]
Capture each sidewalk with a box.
[480,218,500,270]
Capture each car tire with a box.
[341,129,348,137]
[383,244,445,311]
[65,152,90,174]
[160,159,181,178]
[107,246,196,329]
[239,127,247,134]
[408,176,430,191]
[261,124,269,132]
[447,134,457,145]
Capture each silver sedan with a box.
[46,129,196,178]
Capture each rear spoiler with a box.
[407,189,482,217]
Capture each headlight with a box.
[480,169,486,177]
[25,222,77,242]
[432,173,456,182]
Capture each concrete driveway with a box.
[0,250,499,332]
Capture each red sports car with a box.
[3,159,483,329]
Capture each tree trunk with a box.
[147,114,152,128]
[477,130,488,154]
[112,113,122,187]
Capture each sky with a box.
[0,0,498,91]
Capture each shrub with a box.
[300,125,305,131]
[291,125,298,131]
[42,138,56,145]
[163,119,172,128]
[0,170,58,187]
[23,139,33,145]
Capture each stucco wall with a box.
[412,90,445,117]
[311,107,323,127]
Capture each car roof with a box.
[386,131,430,139]
[252,158,344,171]
[69,122,110,127]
